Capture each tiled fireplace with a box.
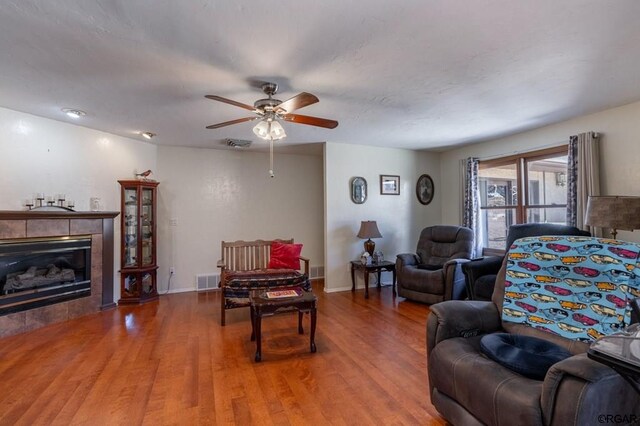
[0,210,118,338]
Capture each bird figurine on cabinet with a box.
[135,169,153,181]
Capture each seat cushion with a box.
[223,269,311,308]
[429,336,544,426]
[474,274,496,300]
[417,264,443,271]
[397,266,444,294]
[480,333,572,380]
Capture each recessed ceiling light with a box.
[61,108,86,119]
[141,132,156,140]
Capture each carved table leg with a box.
[310,306,317,353]
[392,267,397,297]
[351,263,356,292]
[250,305,256,341]
[364,270,370,299]
[254,314,262,362]
[298,311,304,334]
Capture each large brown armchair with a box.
[427,239,640,425]
[396,226,473,304]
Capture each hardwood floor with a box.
[0,282,446,425]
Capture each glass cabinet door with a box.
[141,188,154,266]
[124,187,138,267]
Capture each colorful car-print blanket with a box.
[502,236,640,342]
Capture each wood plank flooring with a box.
[0,282,446,425]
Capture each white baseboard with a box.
[159,287,197,295]
[324,281,394,293]
[324,285,353,293]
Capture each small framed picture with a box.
[380,175,400,195]
[416,174,435,205]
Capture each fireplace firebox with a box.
[0,236,91,316]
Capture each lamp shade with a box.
[357,221,382,239]
[584,196,640,232]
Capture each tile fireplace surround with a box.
[0,210,119,338]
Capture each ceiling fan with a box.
[205,82,339,139]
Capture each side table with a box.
[249,287,317,362]
[587,323,640,395]
[350,260,396,299]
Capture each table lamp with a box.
[584,196,640,239]
[357,221,382,256]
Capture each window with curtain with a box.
[479,146,568,254]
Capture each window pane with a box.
[481,208,517,249]
[526,207,567,225]
[527,155,568,206]
[479,163,518,207]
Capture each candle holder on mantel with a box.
[26,193,76,212]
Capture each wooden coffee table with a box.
[249,287,317,362]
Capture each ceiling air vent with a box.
[225,138,252,148]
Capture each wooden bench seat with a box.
[217,239,310,325]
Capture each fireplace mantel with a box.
[0,210,119,220]
[0,210,119,338]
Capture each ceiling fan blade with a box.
[206,116,258,129]
[275,92,319,113]
[205,95,255,111]
[282,113,339,129]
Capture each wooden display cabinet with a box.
[118,180,159,304]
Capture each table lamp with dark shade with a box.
[357,221,382,256]
[584,196,640,239]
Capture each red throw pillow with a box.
[268,242,303,270]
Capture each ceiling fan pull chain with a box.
[267,121,275,177]
[269,137,274,178]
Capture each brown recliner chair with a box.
[427,255,640,425]
[396,226,473,304]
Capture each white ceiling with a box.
[1,1,640,152]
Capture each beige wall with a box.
[155,145,324,293]
[324,142,442,291]
[0,107,157,301]
[439,100,640,243]
[5,97,640,299]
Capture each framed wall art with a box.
[416,174,434,205]
[380,175,400,195]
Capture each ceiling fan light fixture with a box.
[253,120,286,140]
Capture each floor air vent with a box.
[310,266,324,280]
[196,273,220,291]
